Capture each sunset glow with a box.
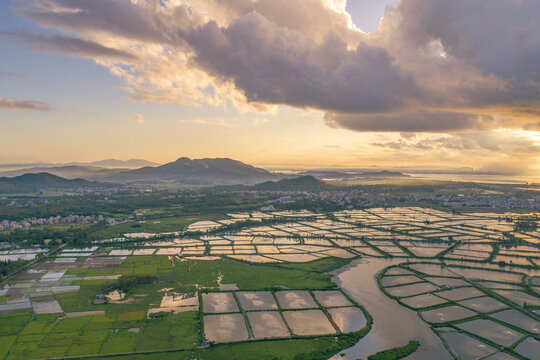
[1,0,539,178]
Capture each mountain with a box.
[88,159,159,168]
[0,162,54,170]
[0,165,124,179]
[0,173,107,193]
[251,175,328,190]
[0,159,159,172]
[104,157,279,185]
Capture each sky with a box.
[0,0,539,176]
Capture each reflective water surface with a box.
[330,258,452,360]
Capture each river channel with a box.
[329,257,452,360]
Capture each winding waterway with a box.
[330,257,452,360]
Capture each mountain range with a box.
[0,157,279,186]
[0,159,158,171]
[0,157,410,189]
[0,165,125,179]
[100,157,279,185]
[0,173,106,193]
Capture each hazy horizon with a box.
[0,156,539,184]
[1,0,539,176]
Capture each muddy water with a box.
[329,258,452,360]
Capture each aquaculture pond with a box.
[1,207,539,360]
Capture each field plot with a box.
[437,328,498,360]
[435,286,486,301]
[202,292,239,313]
[200,288,368,344]
[283,310,337,336]
[1,207,539,359]
[247,311,290,339]
[456,319,523,346]
[275,291,318,309]
[458,296,508,313]
[380,261,540,360]
[381,275,423,287]
[0,253,358,359]
[400,293,449,309]
[236,291,277,311]
[420,305,476,324]
[327,307,366,332]
[515,337,540,359]
[204,314,249,343]
[490,309,540,334]
[313,290,352,307]
[385,282,438,297]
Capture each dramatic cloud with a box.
[371,130,540,174]
[374,131,540,152]
[325,111,500,132]
[10,0,540,132]
[0,97,52,111]
[392,0,540,81]
[187,13,416,113]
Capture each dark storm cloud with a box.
[324,111,497,132]
[394,0,540,81]
[186,13,417,113]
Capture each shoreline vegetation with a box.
[365,340,420,360]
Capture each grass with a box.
[1,256,356,359]
[133,312,199,351]
[133,320,169,351]
[18,314,59,335]
[42,331,76,347]
[72,328,109,344]
[100,330,138,353]
[0,336,17,360]
[92,336,358,360]
[117,311,146,321]
[91,214,226,238]
[53,316,92,333]
[167,312,199,348]
[367,340,420,360]
[73,278,116,286]
[16,334,46,343]
[0,313,32,336]
[67,343,102,356]
[5,339,40,360]
[65,268,88,275]
[31,346,69,358]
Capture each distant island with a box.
[299,170,410,179]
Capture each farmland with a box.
[1,207,539,359]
